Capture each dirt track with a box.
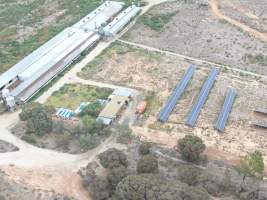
[209,0,267,42]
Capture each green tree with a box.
[98,148,128,169]
[177,135,206,163]
[107,166,128,190]
[20,102,55,135]
[137,155,158,174]
[111,123,133,144]
[237,150,264,180]
[114,174,210,200]
[78,102,102,118]
[138,142,152,155]
[80,115,103,135]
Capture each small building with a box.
[97,89,132,125]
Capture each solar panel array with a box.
[158,65,238,132]
[215,89,236,132]
[159,65,195,122]
[186,68,219,127]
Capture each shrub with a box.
[79,134,101,151]
[78,102,102,118]
[112,124,133,144]
[177,135,206,163]
[138,142,151,155]
[90,176,111,200]
[137,155,158,174]
[114,174,210,200]
[107,166,127,190]
[237,150,265,180]
[98,148,128,169]
[177,165,203,186]
[20,102,55,135]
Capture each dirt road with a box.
[209,0,267,42]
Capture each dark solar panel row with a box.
[186,67,219,127]
[159,65,195,122]
[215,89,236,132]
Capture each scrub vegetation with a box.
[138,11,178,31]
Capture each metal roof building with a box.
[73,1,124,32]
[103,4,141,36]
[97,95,129,125]
[0,1,124,102]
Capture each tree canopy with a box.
[237,150,265,180]
[114,174,210,200]
[137,155,158,174]
[177,135,206,163]
[19,102,55,135]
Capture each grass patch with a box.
[138,11,178,32]
[46,84,113,110]
[244,54,267,66]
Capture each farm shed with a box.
[103,4,141,36]
[0,1,124,103]
[97,95,130,125]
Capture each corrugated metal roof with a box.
[98,95,129,119]
[159,65,195,122]
[252,121,267,129]
[73,1,124,31]
[0,1,123,91]
[254,108,267,115]
[11,31,100,100]
[104,5,141,36]
[186,68,219,127]
[112,88,132,97]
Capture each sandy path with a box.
[209,0,267,42]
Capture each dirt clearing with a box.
[123,0,267,76]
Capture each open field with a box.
[0,0,139,74]
[79,41,267,163]
[123,0,267,75]
[46,84,113,110]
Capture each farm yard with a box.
[123,0,267,75]
[79,41,267,162]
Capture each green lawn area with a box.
[46,84,113,110]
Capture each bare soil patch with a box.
[79,42,267,164]
[0,140,18,153]
[0,169,76,200]
[123,1,267,75]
